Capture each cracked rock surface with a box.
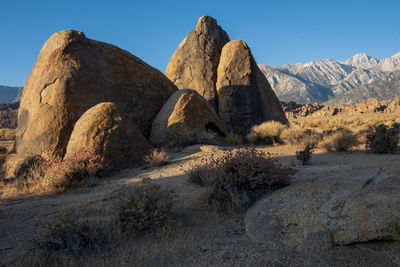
[246,152,400,253]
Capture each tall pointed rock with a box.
[165,16,230,110]
[216,40,288,134]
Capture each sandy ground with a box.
[1,144,400,266]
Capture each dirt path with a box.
[1,145,400,266]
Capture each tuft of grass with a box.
[117,178,174,235]
[188,148,295,212]
[281,127,323,147]
[319,129,358,152]
[144,148,169,167]
[247,121,286,145]
[366,124,399,153]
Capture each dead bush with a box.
[39,150,111,192]
[247,121,286,144]
[118,178,174,234]
[281,127,323,146]
[296,144,313,165]
[366,124,399,153]
[188,148,294,212]
[35,209,108,259]
[225,132,242,146]
[144,148,169,167]
[319,129,358,152]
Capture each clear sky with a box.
[1,0,400,86]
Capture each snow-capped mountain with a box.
[260,52,400,104]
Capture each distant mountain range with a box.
[260,52,400,104]
[0,85,22,103]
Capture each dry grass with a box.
[247,121,286,144]
[289,113,400,134]
[144,148,169,167]
[319,130,358,152]
[117,178,175,234]
[281,126,323,147]
[0,150,111,199]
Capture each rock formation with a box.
[16,30,176,159]
[150,89,227,146]
[165,16,230,110]
[65,102,150,169]
[216,40,288,134]
[246,174,400,251]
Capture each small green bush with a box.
[366,124,399,153]
[118,178,174,234]
[188,148,294,212]
[247,121,286,144]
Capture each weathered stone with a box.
[150,89,227,146]
[16,30,176,160]
[3,153,44,180]
[216,40,288,134]
[246,171,400,252]
[65,102,151,169]
[165,16,230,110]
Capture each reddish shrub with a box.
[189,148,295,212]
[40,150,111,192]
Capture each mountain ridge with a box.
[260,52,400,104]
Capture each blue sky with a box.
[1,0,400,86]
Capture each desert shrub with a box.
[144,148,169,167]
[281,127,323,146]
[35,210,108,258]
[247,121,287,145]
[39,150,111,192]
[296,144,313,165]
[0,128,15,140]
[366,124,399,153]
[319,129,358,152]
[118,178,174,234]
[188,148,294,212]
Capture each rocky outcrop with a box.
[282,97,390,118]
[150,89,227,146]
[216,40,288,134]
[165,16,230,110]
[65,102,151,169]
[16,30,176,160]
[246,171,400,251]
